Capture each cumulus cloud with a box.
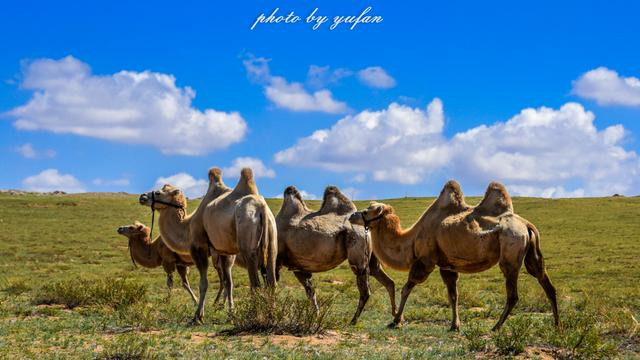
[275,99,446,185]
[7,56,247,155]
[22,169,85,193]
[572,67,640,107]
[275,100,640,197]
[154,173,207,199]
[357,66,396,89]
[243,55,349,114]
[16,143,56,159]
[222,157,276,179]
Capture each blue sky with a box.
[1,0,640,199]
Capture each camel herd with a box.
[116,167,559,331]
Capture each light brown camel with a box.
[116,221,197,303]
[275,185,396,324]
[349,181,559,331]
[190,167,277,323]
[138,167,241,304]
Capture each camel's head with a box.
[117,221,150,239]
[320,185,356,214]
[437,180,466,210]
[349,201,394,228]
[138,184,187,210]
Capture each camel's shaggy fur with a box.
[349,180,558,331]
[276,185,396,324]
[116,221,197,303]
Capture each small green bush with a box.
[1,279,30,296]
[227,288,336,335]
[100,334,156,360]
[548,306,618,359]
[492,316,532,355]
[33,278,147,310]
[462,321,487,352]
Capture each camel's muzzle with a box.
[349,211,364,225]
[117,226,126,234]
[139,193,150,205]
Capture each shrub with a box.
[33,278,147,310]
[462,321,487,352]
[548,305,618,359]
[227,288,336,335]
[492,316,532,355]
[100,334,156,360]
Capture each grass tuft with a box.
[492,315,532,355]
[33,278,147,310]
[227,288,337,335]
[462,321,488,352]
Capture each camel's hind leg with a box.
[244,253,263,289]
[493,232,528,331]
[390,259,435,328]
[369,255,396,316]
[439,269,460,331]
[293,271,318,312]
[177,265,198,305]
[190,244,209,324]
[524,244,559,326]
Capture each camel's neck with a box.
[369,215,422,271]
[157,207,191,255]
[129,235,162,268]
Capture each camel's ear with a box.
[384,204,394,214]
[135,222,145,230]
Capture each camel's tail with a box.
[525,221,544,266]
[257,199,278,287]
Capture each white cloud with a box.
[154,173,207,199]
[572,67,640,107]
[92,178,130,187]
[243,55,349,114]
[7,56,247,155]
[16,143,56,159]
[222,157,276,179]
[22,169,85,193]
[275,99,446,184]
[307,65,353,88]
[357,66,396,89]
[275,100,640,197]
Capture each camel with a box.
[138,167,241,304]
[116,221,197,303]
[349,180,559,331]
[190,167,277,323]
[276,185,396,324]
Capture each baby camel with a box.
[117,221,197,303]
[349,181,558,331]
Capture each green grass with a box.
[0,193,639,358]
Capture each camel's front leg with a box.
[190,244,209,324]
[349,265,370,325]
[390,259,434,328]
[211,253,226,305]
[162,261,176,299]
[439,268,460,331]
[177,265,198,305]
[369,254,396,316]
[293,271,318,312]
[220,255,235,310]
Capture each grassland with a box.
[0,193,638,359]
